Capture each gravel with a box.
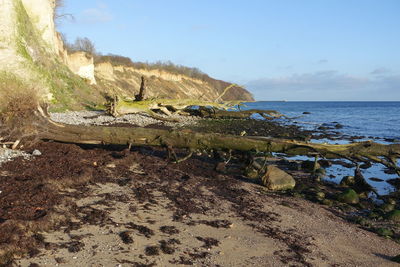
[0,111,199,166]
[0,147,32,166]
[49,111,200,128]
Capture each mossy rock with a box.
[376,227,393,237]
[315,191,326,199]
[380,204,395,213]
[337,189,359,204]
[321,199,333,206]
[261,165,296,191]
[340,176,355,187]
[368,211,380,219]
[386,210,400,222]
[244,168,259,179]
[301,160,320,172]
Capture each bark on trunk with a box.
[5,107,400,173]
[135,76,146,101]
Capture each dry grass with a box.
[0,72,40,144]
[0,73,38,114]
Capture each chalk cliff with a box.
[94,62,253,101]
[0,0,253,111]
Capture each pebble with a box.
[50,110,200,128]
[32,149,42,156]
[0,147,31,165]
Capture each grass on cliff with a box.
[0,72,38,114]
[94,54,252,100]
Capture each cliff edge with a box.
[0,0,253,112]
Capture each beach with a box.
[1,110,399,266]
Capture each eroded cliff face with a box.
[67,52,96,85]
[0,0,100,111]
[0,0,253,111]
[95,62,254,101]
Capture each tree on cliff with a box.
[64,37,97,55]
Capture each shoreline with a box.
[1,112,400,266]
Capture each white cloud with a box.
[246,71,400,101]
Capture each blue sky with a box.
[57,0,400,100]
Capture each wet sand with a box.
[0,141,398,266]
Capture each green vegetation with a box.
[12,0,103,111]
[95,55,209,81]
[94,54,251,100]
[337,189,359,204]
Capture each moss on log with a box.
[107,97,237,117]
[2,106,399,173]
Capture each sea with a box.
[244,101,400,195]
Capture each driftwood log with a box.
[2,106,396,175]
[134,76,146,101]
[195,107,300,120]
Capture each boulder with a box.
[318,159,332,168]
[244,167,259,179]
[337,189,359,204]
[340,176,355,187]
[301,160,320,172]
[380,203,395,213]
[261,165,296,191]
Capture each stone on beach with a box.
[337,189,359,204]
[261,165,296,191]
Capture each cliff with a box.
[0,0,253,112]
[94,61,253,101]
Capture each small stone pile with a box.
[50,111,200,128]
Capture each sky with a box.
[57,0,400,101]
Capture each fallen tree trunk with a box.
[2,106,399,174]
[195,107,299,120]
[23,107,398,171]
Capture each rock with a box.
[286,161,301,171]
[359,162,372,169]
[215,162,227,173]
[315,168,326,176]
[301,160,320,172]
[244,168,259,179]
[368,212,379,219]
[384,168,397,175]
[106,163,116,168]
[386,210,400,222]
[340,176,355,187]
[376,227,393,237]
[334,123,344,129]
[321,199,333,206]
[261,165,296,191]
[32,149,42,156]
[318,159,332,168]
[368,177,384,182]
[337,189,359,204]
[387,178,400,189]
[380,204,395,213]
[315,192,326,199]
[302,112,311,114]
